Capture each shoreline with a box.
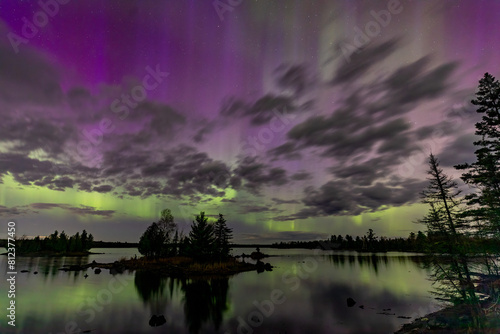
[395,277,500,333]
[1,251,103,257]
[57,256,273,277]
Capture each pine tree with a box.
[420,154,482,321]
[58,231,68,252]
[81,230,88,251]
[87,233,94,250]
[421,153,468,246]
[187,212,215,262]
[455,73,500,236]
[213,214,233,261]
[170,230,179,256]
[76,232,83,251]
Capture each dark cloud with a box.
[233,156,288,194]
[98,145,233,199]
[130,101,186,137]
[287,116,413,159]
[140,158,174,177]
[78,181,93,192]
[30,203,62,210]
[0,41,62,105]
[247,94,297,125]
[92,185,113,193]
[67,87,92,110]
[219,94,301,126]
[279,50,458,165]
[328,155,393,186]
[267,52,459,225]
[102,150,152,177]
[274,179,426,221]
[49,176,75,191]
[383,57,458,106]
[240,231,329,242]
[438,133,477,167]
[238,205,281,214]
[332,38,401,85]
[274,64,313,96]
[0,153,60,185]
[192,120,216,143]
[0,203,115,218]
[271,198,300,205]
[219,96,248,117]
[66,205,115,218]
[29,203,115,218]
[268,142,302,160]
[290,171,312,181]
[221,198,236,203]
[0,117,76,157]
[0,205,29,216]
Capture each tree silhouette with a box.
[139,222,165,258]
[138,209,178,258]
[213,213,233,261]
[187,212,215,262]
[182,278,229,334]
[455,73,500,237]
[422,153,469,240]
[420,153,484,327]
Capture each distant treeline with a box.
[92,241,139,248]
[272,230,500,253]
[12,230,93,254]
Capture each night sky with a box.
[0,0,499,243]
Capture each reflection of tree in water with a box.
[181,278,230,334]
[133,273,230,333]
[134,271,179,315]
[328,253,404,273]
[426,255,486,329]
[135,271,167,303]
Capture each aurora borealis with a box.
[0,0,499,243]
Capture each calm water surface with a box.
[1,248,442,333]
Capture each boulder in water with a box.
[149,314,166,327]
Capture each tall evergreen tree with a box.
[213,214,233,261]
[455,73,500,236]
[188,212,215,262]
[422,153,468,243]
[420,154,483,324]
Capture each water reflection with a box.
[326,252,424,271]
[181,278,229,333]
[2,250,443,333]
[16,254,91,281]
[425,255,487,329]
[133,273,230,333]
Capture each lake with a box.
[0,248,442,333]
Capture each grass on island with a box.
[98,256,259,277]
